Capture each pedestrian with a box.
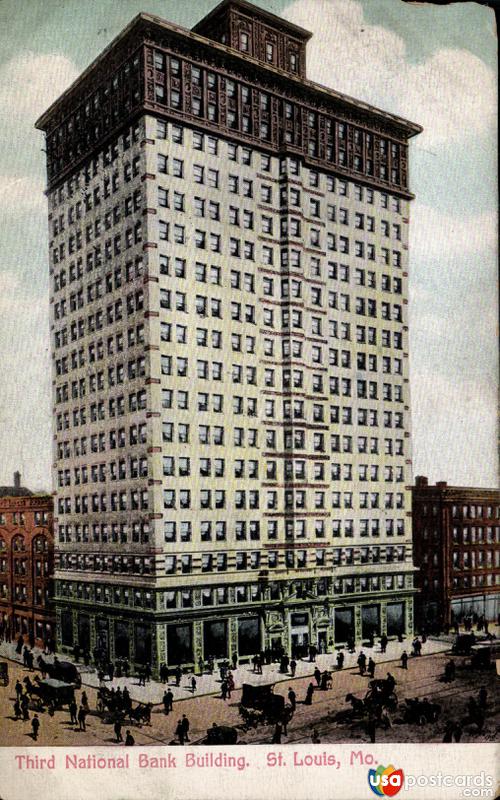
[13,699,21,720]
[108,662,115,682]
[221,679,228,700]
[69,699,78,725]
[144,663,152,683]
[163,691,170,715]
[311,729,321,743]
[15,680,23,701]
[166,689,173,712]
[232,652,238,670]
[227,672,234,696]
[123,687,131,712]
[191,676,197,694]
[81,691,89,711]
[288,688,296,712]
[271,722,282,744]
[478,686,488,709]
[78,705,86,731]
[31,714,40,741]
[125,729,135,746]
[47,700,55,717]
[23,646,29,667]
[309,645,317,662]
[401,651,408,670]
[160,663,168,684]
[290,658,297,677]
[138,667,146,687]
[357,651,367,675]
[175,666,182,687]
[304,682,314,705]
[16,634,24,655]
[175,719,185,745]
[114,720,123,743]
[181,714,190,742]
[73,644,81,663]
[368,658,376,679]
[367,714,376,744]
[336,651,344,670]
[314,666,321,686]
[386,672,396,692]
[21,696,30,721]
[380,634,388,654]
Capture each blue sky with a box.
[0,0,497,490]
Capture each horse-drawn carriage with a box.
[343,678,398,719]
[37,656,81,688]
[96,687,152,726]
[452,634,476,656]
[204,724,238,745]
[401,698,441,725]
[239,683,293,729]
[27,677,75,709]
[0,661,8,687]
[470,642,499,670]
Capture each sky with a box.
[0,0,497,491]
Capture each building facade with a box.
[36,0,421,671]
[412,476,500,629]
[0,473,55,645]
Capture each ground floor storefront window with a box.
[203,619,228,659]
[362,604,381,639]
[238,616,260,656]
[167,623,193,665]
[334,607,354,643]
[386,601,405,636]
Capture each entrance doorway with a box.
[290,612,309,659]
[317,630,328,654]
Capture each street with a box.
[0,637,498,746]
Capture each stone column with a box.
[354,605,362,644]
[380,602,387,636]
[193,620,203,672]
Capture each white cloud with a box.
[285,0,497,148]
[0,174,46,213]
[0,51,79,125]
[411,203,498,262]
[411,370,498,487]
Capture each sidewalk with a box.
[1,635,453,705]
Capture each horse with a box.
[345,693,365,716]
[129,702,152,726]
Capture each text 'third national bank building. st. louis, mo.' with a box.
[35,0,422,674]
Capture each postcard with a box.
[0,0,497,798]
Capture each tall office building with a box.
[36,0,421,672]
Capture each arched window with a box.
[33,535,48,554]
[12,535,26,552]
[0,537,6,552]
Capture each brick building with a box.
[0,473,55,645]
[36,0,420,671]
[412,476,500,629]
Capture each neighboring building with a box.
[0,472,55,645]
[412,476,500,628]
[36,0,421,671]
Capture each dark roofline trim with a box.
[192,0,313,41]
[36,12,421,139]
